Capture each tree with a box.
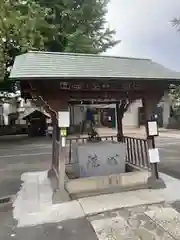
[0,0,119,93]
[35,0,120,53]
[169,84,180,120]
[172,17,180,31]
[171,18,180,119]
[116,99,133,142]
[0,0,51,92]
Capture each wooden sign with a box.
[59,81,143,91]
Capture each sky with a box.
[106,0,180,71]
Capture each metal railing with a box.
[123,136,150,169]
[66,135,150,170]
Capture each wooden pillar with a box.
[59,135,66,188]
[55,119,60,176]
[51,115,56,167]
[49,96,69,186]
[142,95,166,189]
[28,84,70,201]
[47,114,58,178]
[116,103,124,142]
[47,112,60,182]
[45,94,69,191]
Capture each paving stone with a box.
[171,200,180,213]
[90,204,175,240]
[145,207,180,239]
[90,215,168,239]
[134,228,157,240]
[78,189,165,216]
[91,216,131,239]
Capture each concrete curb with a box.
[84,201,166,217]
[66,171,149,199]
[0,195,15,205]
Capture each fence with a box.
[66,135,150,170]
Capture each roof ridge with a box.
[27,51,151,61]
[150,60,178,73]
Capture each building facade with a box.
[70,92,171,129]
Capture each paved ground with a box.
[0,203,176,240]
[0,135,52,198]
[0,131,180,239]
[0,203,98,240]
[2,171,180,240]
[89,202,176,239]
[0,132,180,197]
[2,201,180,239]
[156,137,180,179]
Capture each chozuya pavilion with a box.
[9,51,180,200]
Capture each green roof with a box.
[9,51,180,80]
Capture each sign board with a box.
[58,111,70,128]
[59,81,142,91]
[61,137,66,147]
[148,148,160,163]
[147,120,158,137]
[60,128,67,137]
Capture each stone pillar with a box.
[142,94,166,189]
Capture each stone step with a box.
[66,171,148,199]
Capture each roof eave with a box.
[9,76,180,82]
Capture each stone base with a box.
[48,168,71,203]
[66,171,149,199]
[147,176,166,189]
[53,188,71,204]
[47,168,55,178]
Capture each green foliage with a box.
[0,0,51,90]
[0,0,119,93]
[169,84,180,120]
[35,0,119,53]
[170,19,180,120]
[172,17,180,31]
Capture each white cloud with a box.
[106,0,180,71]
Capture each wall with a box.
[158,91,170,128]
[0,98,43,126]
[0,105,3,125]
[2,103,11,125]
[71,102,142,128]
[71,106,87,125]
[122,100,142,128]
[122,94,171,129]
[18,99,35,112]
[71,95,171,129]
[94,101,142,128]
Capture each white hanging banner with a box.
[147,121,158,136]
[58,111,70,128]
[61,137,66,147]
[148,148,160,163]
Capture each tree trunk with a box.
[117,116,123,142]
[116,103,124,142]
